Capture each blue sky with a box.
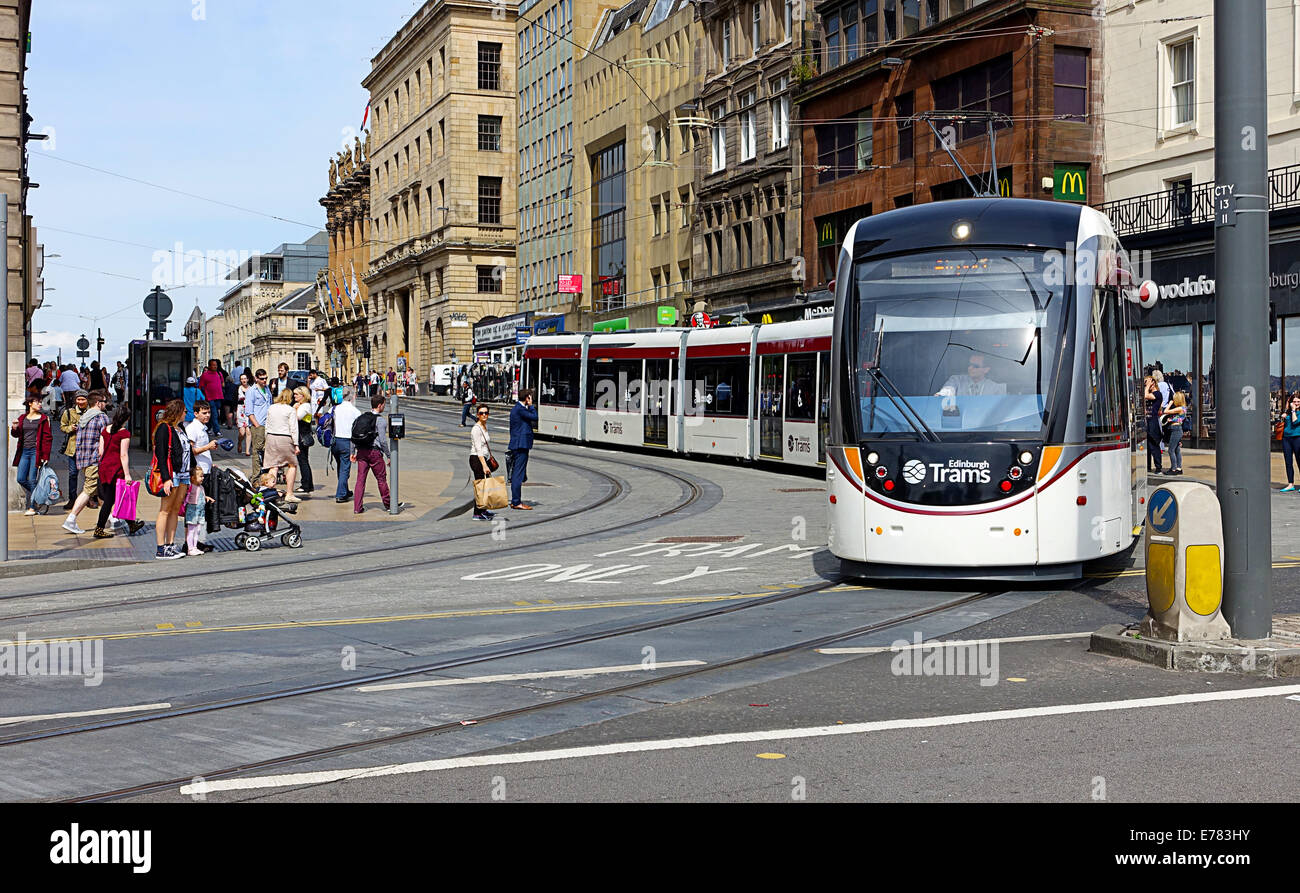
[27,0,421,365]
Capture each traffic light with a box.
[96,330,106,354]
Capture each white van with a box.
[430,364,454,395]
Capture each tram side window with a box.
[587,359,643,410]
[540,359,580,407]
[786,354,817,421]
[685,357,749,417]
[1086,288,1127,438]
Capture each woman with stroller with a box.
[152,399,191,560]
[265,389,302,504]
[10,393,52,515]
[292,385,315,496]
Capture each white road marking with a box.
[179,683,1300,796]
[817,632,1093,654]
[0,702,171,726]
[357,660,707,693]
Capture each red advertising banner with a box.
[558,274,583,294]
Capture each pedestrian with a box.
[25,357,42,386]
[152,399,190,560]
[1283,393,1300,492]
[222,369,238,428]
[351,393,390,514]
[62,390,111,535]
[265,389,302,503]
[1161,391,1188,476]
[58,364,81,405]
[292,385,316,496]
[470,404,497,521]
[1144,376,1164,474]
[199,359,225,436]
[92,404,145,538]
[308,369,328,414]
[111,361,126,404]
[10,394,52,515]
[88,361,109,392]
[183,463,216,556]
[460,381,476,426]
[245,368,272,478]
[354,372,365,398]
[270,362,292,399]
[40,375,63,416]
[58,389,88,510]
[236,370,252,455]
[507,388,537,510]
[331,386,360,503]
[182,375,204,424]
[369,369,380,396]
[184,400,220,552]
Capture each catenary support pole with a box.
[1215,0,1273,638]
[1,194,9,562]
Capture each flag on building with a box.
[350,262,359,304]
[341,266,351,302]
[361,103,370,132]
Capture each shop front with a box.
[1133,235,1300,447]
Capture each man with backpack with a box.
[351,394,390,514]
[331,386,360,504]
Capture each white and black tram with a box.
[826,198,1146,581]
[521,317,833,468]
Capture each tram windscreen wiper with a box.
[867,327,938,442]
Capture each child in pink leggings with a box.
[184,464,215,556]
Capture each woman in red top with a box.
[94,404,144,538]
[10,394,52,514]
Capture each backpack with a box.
[315,410,335,449]
[351,412,378,450]
[32,464,62,507]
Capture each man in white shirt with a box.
[184,401,220,551]
[331,387,362,503]
[308,369,328,413]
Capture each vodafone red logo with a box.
[1135,280,1159,309]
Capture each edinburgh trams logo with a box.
[902,460,927,484]
[602,419,623,436]
[902,459,992,485]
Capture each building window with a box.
[477,265,502,293]
[297,352,310,371]
[478,42,501,90]
[1166,37,1195,129]
[710,103,727,172]
[479,177,502,224]
[591,142,627,312]
[902,0,920,36]
[296,317,309,332]
[784,0,793,40]
[766,213,784,263]
[722,18,732,69]
[1054,48,1088,121]
[478,115,502,151]
[740,91,756,161]
[896,91,914,161]
[932,54,1013,143]
[883,0,897,42]
[752,3,761,52]
[770,76,790,149]
[815,111,873,183]
[826,11,841,67]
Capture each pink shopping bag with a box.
[114,479,141,522]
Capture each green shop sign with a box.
[656,306,678,326]
[1054,164,1088,203]
[593,317,630,333]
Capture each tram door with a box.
[644,359,669,447]
[818,352,830,464]
[759,355,784,458]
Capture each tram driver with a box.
[935,353,1006,409]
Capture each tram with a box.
[521,317,832,468]
[826,198,1144,581]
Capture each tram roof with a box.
[849,198,1089,257]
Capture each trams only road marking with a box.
[357,660,707,693]
[179,683,1300,797]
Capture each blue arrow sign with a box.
[1148,488,1178,535]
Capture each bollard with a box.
[1141,482,1232,642]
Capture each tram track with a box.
[53,586,1004,803]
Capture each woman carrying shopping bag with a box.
[94,404,145,537]
[469,405,507,520]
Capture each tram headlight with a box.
[866,451,880,465]
[952,221,973,241]
[1018,450,1034,466]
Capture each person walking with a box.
[236,370,252,455]
[332,386,361,503]
[292,386,316,496]
[11,394,52,515]
[245,368,272,478]
[58,389,88,510]
[265,390,302,503]
[183,463,215,556]
[507,388,537,510]
[1161,391,1188,476]
[269,362,292,399]
[1282,393,1300,492]
[152,399,191,560]
[1144,376,1165,474]
[351,394,391,515]
[182,376,203,425]
[88,361,109,392]
[62,390,110,535]
[199,359,225,436]
[93,404,145,538]
[58,364,81,405]
[308,369,328,414]
[470,404,496,521]
[111,361,126,405]
[460,381,476,426]
[222,368,238,429]
[184,400,220,551]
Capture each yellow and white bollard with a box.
[1140,482,1232,642]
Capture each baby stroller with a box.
[218,467,304,553]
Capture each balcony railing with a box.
[1102,163,1300,238]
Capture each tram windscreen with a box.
[852,249,1067,439]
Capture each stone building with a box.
[798,0,1103,296]
[219,233,328,374]
[314,136,372,381]
[2,0,33,419]
[574,0,698,329]
[250,285,320,375]
[362,0,519,373]
[516,0,618,316]
[691,0,805,321]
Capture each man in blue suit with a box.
[507,388,538,510]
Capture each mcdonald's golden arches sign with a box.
[1053,164,1088,203]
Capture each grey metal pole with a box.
[1,194,8,562]
[1215,0,1273,638]
[388,391,399,515]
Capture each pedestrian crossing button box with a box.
[388,414,406,440]
[1141,481,1231,642]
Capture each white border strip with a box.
[0,702,171,726]
[180,684,1300,796]
[358,661,706,693]
[817,632,1092,655]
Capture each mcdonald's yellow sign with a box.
[998,176,1012,197]
[1053,164,1088,203]
[817,219,838,248]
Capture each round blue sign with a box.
[1148,488,1178,535]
